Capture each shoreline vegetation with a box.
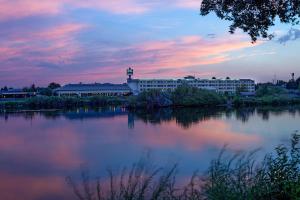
[1,85,300,111]
[67,134,300,200]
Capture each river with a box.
[0,106,299,199]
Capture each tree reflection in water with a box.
[1,106,300,129]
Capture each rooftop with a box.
[55,83,131,92]
[133,77,255,82]
[0,89,34,95]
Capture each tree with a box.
[200,0,300,42]
[22,87,29,92]
[1,86,8,91]
[276,80,287,87]
[48,82,61,90]
[30,84,36,92]
[172,84,225,106]
[236,84,248,95]
[296,77,300,86]
[286,80,298,89]
[38,88,53,96]
[22,84,37,92]
[256,85,287,97]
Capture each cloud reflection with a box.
[1,107,300,199]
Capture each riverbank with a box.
[233,95,300,106]
[1,85,300,111]
[0,96,126,111]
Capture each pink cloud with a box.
[0,22,260,86]
[0,23,87,65]
[35,23,87,40]
[0,21,90,87]
[0,0,204,21]
[174,0,202,9]
[71,0,149,14]
[129,36,260,75]
[0,0,150,21]
[74,35,260,82]
[0,0,62,21]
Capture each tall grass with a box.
[67,134,300,200]
[204,133,300,200]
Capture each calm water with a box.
[0,107,300,200]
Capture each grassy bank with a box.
[0,85,227,110]
[234,85,300,107]
[0,96,126,110]
[233,96,300,107]
[1,85,300,110]
[66,134,300,200]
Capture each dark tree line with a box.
[1,82,61,96]
[277,76,300,89]
[0,86,8,91]
[200,0,300,42]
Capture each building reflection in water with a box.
[128,112,135,129]
[1,106,300,129]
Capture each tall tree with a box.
[48,82,61,90]
[1,86,8,91]
[200,0,300,42]
[30,84,36,92]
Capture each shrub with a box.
[127,85,225,108]
[172,85,225,106]
[203,133,300,200]
[135,90,173,108]
[256,86,287,98]
[66,134,300,200]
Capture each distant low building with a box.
[126,68,255,95]
[0,89,36,99]
[54,83,132,97]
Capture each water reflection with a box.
[0,106,300,200]
[2,106,300,129]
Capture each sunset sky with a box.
[1,0,300,87]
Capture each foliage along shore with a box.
[67,134,300,200]
[1,85,300,111]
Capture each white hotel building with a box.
[54,68,255,97]
[126,68,255,95]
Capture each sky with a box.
[1,0,300,87]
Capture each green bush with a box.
[127,85,225,108]
[203,133,300,200]
[233,85,300,107]
[24,96,83,109]
[172,85,225,106]
[256,86,287,97]
[135,89,173,108]
[0,96,127,110]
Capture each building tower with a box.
[126,67,139,95]
[127,67,134,81]
[292,73,295,81]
